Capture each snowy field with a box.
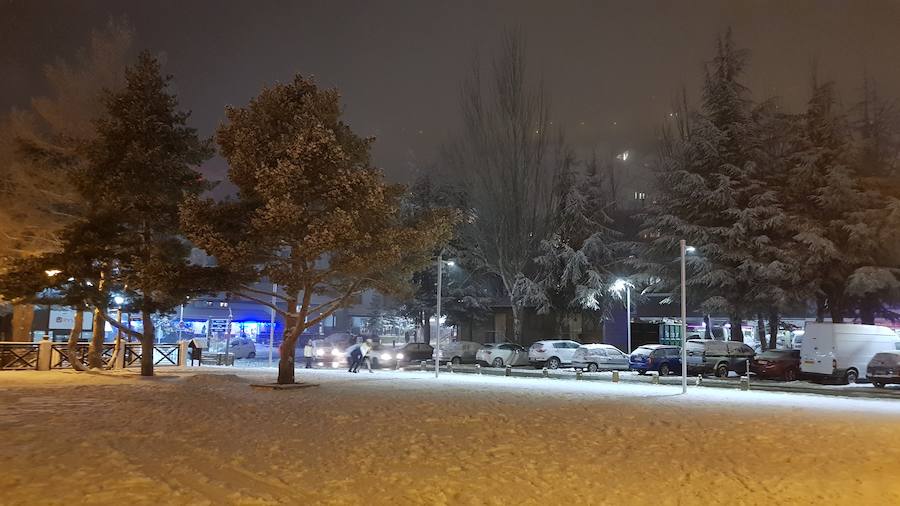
[1,368,899,505]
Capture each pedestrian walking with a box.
[347,343,363,373]
[303,341,314,368]
[360,339,374,373]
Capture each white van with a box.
[800,323,900,384]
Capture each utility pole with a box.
[435,250,442,378]
[680,239,688,394]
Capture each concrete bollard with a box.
[651,372,659,384]
[420,360,427,371]
[475,364,481,375]
[178,340,188,367]
[37,337,52,371]
[612,371,620,383]
[696,374,703,386]
[542,367,549,378]
[505,365,512,377]
[576,370,583,380]
[739,376,750,391]
[448,362,454,373]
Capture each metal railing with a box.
[0,343,40,370]
[0,341,182,371]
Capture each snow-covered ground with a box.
[1,367,899,505]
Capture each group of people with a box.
[300,337,376,373]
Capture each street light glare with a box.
[446,260,455,267]
[113,295,125,305]
[685,246,697,253]
[44,269,61,277]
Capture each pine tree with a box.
[83,51,215,376]
[518,155,620,331]
[182,75,456,384]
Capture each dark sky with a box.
[3,0,900,188]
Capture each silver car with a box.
[440,340,484,364]
[571,344,630,372]
[476,343,529,368]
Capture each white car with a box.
[571,344,630,372]
[476,343,529,368]
[221,337,256,359]
[528,340,581,369]
[440,340,484,364]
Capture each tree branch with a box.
[238,284,289,301]
[235,291,293,317]
[99,310,144,340]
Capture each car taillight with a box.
[536,348,545,353]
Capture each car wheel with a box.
[715,363,729,378]
[451,357,462,365]
[658,364,670,376]
[587,363,599,373]
[844,369,859,385]
[247,351,256,359]
[783,368,797,382]
[873,381,885,389]
[547,357,561,369]
[492,357,504,368]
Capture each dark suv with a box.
[685,339,755,378]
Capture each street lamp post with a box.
[268,283,277,367]
[680,240,688,394]
[435,251,443,378]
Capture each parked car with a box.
[572,344,630,372]
[528,340,581,369]
[800,323,900,384]
[219,337,257,359]
[750,349,801,381]
[685,339,755,378]
[867,351,900,388]
[476,343,529,368]
[629,344,681,375]
[440,341,483,364]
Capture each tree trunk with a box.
[140,308,155,377]
[728,313,743,341]
[756,313,767,351]
[421,311,431,343]
[815,296,826,323]
[67,310,87,371]
[703,314,712,339]
[277,297,301,384]
[278,330,299,384]
[829,303,844,324]
[859,295,877,325]
[511,303,523,344]
[88,307,106,368]
[767,309,779,350]
[12,304,35,341]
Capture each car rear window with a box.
[872,352,900,365]
[686,341,705,352]
[632,347,652,356]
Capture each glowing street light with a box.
[113,295,125,305]
[45,269,61,277]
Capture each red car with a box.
[750,349,801,381]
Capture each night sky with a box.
[3,0,900,189]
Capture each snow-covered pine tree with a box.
[639,30,778,340]
[786,76,871,323]
[517,153,620,332]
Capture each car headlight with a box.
[380,353,391,360]
[316,349,325,357]
[396,353,404,360]
[331,349,341,357]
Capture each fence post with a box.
[37,337,52,371]
[178,341,188,367]
[612,371,620,383]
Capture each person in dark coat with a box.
[347,343,363,373]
